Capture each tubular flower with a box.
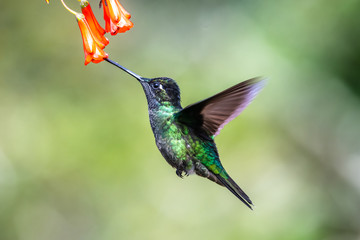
[102,0,133,35]
[81,0,109,49]
[76,13,108,65]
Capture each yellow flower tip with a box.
[45,0,49,4]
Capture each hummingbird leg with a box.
[184,160,194,176]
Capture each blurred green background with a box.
[1,0,360,239]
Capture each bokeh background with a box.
[1,0,360,239]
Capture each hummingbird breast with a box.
[148,106,195,174]
[148,106,220,177]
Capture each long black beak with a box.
[105,58,147,82]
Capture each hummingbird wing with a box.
[175,77,265,137]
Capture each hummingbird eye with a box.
[152,82,161,89]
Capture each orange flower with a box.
[81,0,109,49]
[102,0,133,35]
[76,13,108,65]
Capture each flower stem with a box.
[60,0,77,15]
[105,58,143,80]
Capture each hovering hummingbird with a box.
[105,59,264,209]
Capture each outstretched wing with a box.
[175,77,265,137]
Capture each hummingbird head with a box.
[105,59,181,108]
[138,77,181,109]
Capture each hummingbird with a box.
[105,59,264,209]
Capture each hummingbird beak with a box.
[105,58,148,82]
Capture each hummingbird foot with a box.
[175,161,194,178]
[176,169,186,178]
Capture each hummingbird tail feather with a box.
[217,175,253,209]
[205,172,225,186]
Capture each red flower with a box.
[102,0,133,35]
[81,0,109,49]
[76,13,108,65]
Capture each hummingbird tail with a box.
[217,175,253,210]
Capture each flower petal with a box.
[76,13,108,65]
[81,0,109,48]
[102,0,133,35]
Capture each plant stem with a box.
[60,0,77,15]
